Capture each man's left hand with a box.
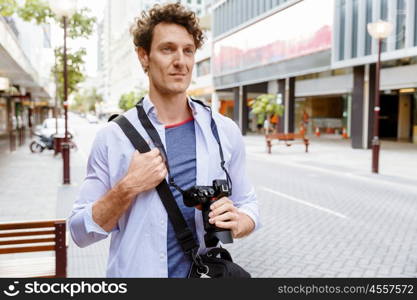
[208,197,255,239]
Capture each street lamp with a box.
[367,20,393,174]
[49,0,77,184]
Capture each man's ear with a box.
[136,47,149,73]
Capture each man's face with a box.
[138,22,196,96]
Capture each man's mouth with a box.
[169,73,186,77]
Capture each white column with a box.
[363,64,370,149]
[211,91,220,113]
[284,78,289,134]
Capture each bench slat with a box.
[0,219,64,230]
[0,245,55,254]
[0,230,55,238]
[0,238,55,246]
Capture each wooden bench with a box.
[0,219,67,278]
[265,132,309,154]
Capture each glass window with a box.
[415,0,417,46]
[339,0,346,60]
[380,0,388,51]
[396,0,406,50]
[196,59,211,77]
[352,0,358,58]
[365,0,372,55]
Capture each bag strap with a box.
[112,115,198,254]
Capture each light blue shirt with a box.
[68,95,260,278]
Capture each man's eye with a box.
[185,49,194,54]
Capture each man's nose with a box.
[173,50,186,68]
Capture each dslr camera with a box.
[182,180,233,247]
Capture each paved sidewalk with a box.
[0,142,109,277]
[246,134,417,188]
[1,134,416,277]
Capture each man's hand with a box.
[93,148,167,232]
[120,148,168,198]
[208,197,255,239]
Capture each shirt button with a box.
[160,253,165,260]
[160,220,164,225]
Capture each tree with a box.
[52,47,86,101]
[0,0,96,101]
[249,93,284,129]
[71,88,103,113]
[119,90,147,111]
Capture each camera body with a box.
[182,180,233,247]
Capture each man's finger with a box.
[214,220,238,230]
[209,212,237,224]
[209,203,235,218]
[146,148,160,157]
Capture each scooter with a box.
[29,132,77,153]
[29,133,54,153]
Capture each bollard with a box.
[62,142,70,184]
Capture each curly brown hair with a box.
[131,3,205,54]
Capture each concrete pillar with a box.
[398,94,411,141]
[283,77,295,133]
[211,91,220,113]
[233,87,239,127]
[277,79,285,133]
[232,86,248,135]
[351,64,376,149]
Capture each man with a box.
[69,3,259,278]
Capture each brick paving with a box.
[1,129,417,278]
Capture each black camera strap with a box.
[112,115,198,255]
[136,98,232,195]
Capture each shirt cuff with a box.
[238,206,261,232]
[84,202,110,236]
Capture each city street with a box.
[3,115,416,278]
[228,151,417,277]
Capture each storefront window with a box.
[295,96,346,135]
[365,0,373,55]
[380,0,388,52]
[0,98,7,135]
[351,0,358,58]
[395,0,406,50]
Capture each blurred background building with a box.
[0,14,55,151]
[97,0,206,114]
[209,0,417,148]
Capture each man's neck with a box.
[148,90,192,125]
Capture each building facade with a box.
[211,0,417,148]
[98,0,206,113]
[0,15,54,151]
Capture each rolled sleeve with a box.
[68,129,114,247]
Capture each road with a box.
[68,114,417,277]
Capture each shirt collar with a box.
[142,94,199,123]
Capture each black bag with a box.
[188,247,251,278]
[112,105,251,278]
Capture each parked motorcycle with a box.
[29,132,76,153]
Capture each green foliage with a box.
[66,8,96,39]
[0,0,17,16]
[17,0,52,24]
[71,87,103,113]
[119,90,147,111]
[249,93,284,125]
[1,0,96,36]
[1,0,97,101]
[52,47,86,101]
